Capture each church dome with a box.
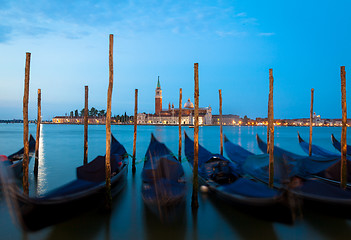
[184,99,194,108]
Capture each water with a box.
[1,123,351,240]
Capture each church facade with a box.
[137,78,212,125]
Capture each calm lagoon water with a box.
[1,123,351,240]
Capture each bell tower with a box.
[155,76,162,115]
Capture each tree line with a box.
[113,112,133,123]
[68,108,133,123]
[68,107,106,117]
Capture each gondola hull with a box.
[6,134,36,178]
[10,160,26,178]
[288,177,351,219]
[185,133,294,224]
[256,176,351,220]
[225,136,351,220]
[141,134,186,220]
[295,193,351,219]
[331,134,351,155]
[257,134,350,186]
[142,183,186,223]
[142,181,186,222]
[2,134,129,231]
[13,163,128,231]
[297,133,338,157]
[198,175,294,223]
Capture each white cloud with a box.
[216,30,247,38]
[236,12,247,17]
[0,1,262,42]
[258,32,275,36]
[240,17,258,25]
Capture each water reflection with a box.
[304,211,351,239]
[238,126,242,146]
[249,125,254,136]
[104,211,111,240]
[207,193,278,240]
[45,186,126,240]
[191,207,198,240]
[154,126,165,142]
[143,200,186,224]
[45,209,106,240]
[247,140,255,153]
[37,124,47,195]
[143,202,187,240]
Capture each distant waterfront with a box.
[1,118,351,127]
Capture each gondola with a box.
[297,133,339,157]
[297,133,351,184]
[224,135,351,219]
[331,133,351,155]
[141,134,186,220]
[1,135,36,178]
[256,134,349,185]
[2,134,128,231]
[256,133,336,160]
[184,132,294,224]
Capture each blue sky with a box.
[0,0,350,120]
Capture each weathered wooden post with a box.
[105,34,114,209]
[34,89,41,176]
[132,89,138,174]
[192,63,199,209]
[267,79,272,154]
[23,52,31,195]
[219,89,223,155]
[309,88,314,156]
[340,66,347,189]
[268,68,274,188]
[178,88,182,162]
[84,85,88,165]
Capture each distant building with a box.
[52,116,108,124]
[212,114,241,125]
[313,112,324,126]
[137,77,212,125]
[155,76,162,115]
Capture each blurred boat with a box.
[141,134,186,220]
[297,132,339,157]
[257,134,350,185]
[331,133,351,155]
[2,134,128,231]
[185,132,294,224]
[1,134,36,178]
[224,135,351,219]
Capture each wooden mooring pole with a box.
[192,63,199,209]
[34,89,41,176]
[84,86,88,165]
[178,88,182,162]
[309,88,314,156]
[132,89,138,174]
[340,66,347,189]
[268,68,274,188]
[219,89,223,155]
[105,34,114,209]
[267,77,272,154]
[23,52,31,196]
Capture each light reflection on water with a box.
[37,124,47,195]
[1,124,351,239]
[237,126,242,146]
